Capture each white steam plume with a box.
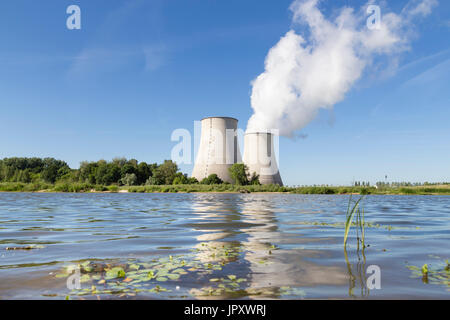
[247,0,437,137]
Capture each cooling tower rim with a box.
[201,116,238,122]
[244,131,275,136]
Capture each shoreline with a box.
[1,190,449,196]
[1,182,449,196]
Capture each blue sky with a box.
[0,0,449,186]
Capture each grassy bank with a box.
[291,185,450,195]
[127,184,289,193]
[1,182,450,195]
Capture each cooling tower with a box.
[243,132,283,186]
[192,117,241,183]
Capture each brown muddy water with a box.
[0,193,449,299]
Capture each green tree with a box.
[79,161,98,183]
[95,163,108,185]
[172,173,189,185]
[145,176,158,185]
[187,177,199,184]
[41,158,70,183]
[228,163,249,185]
[137,162,152,185]
[0,157,69,183]
[41,166,58,183]
[127,159,138,167]
[249,172,260,185]
[121,164,136,177]
[121,173,138,186]
[201,174,223,185]
[111,157,127,167]
[152,160,178,185]
[18,169,31,183]
[107,164,121,184]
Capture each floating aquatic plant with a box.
[5,244,45,251]
[291,220,395,231]
[190,284,305,299]
[51,241,262,299]
[49,240,294,299]
[407,260,449,287]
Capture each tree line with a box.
[0,157,70,184]
[0,157,260,186]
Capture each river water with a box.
[0,193,449,299]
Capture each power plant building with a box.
[192,117,241,183]
[192,117,283,186]
[243,132,283,186]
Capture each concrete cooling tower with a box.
[192,117,241,183]
[243,132,283,186]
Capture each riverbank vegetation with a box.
[1,157,449,194]
[1,181,449,195]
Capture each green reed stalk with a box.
[360,207,365,248]
[344,195,365,247]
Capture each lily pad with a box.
[167,274,180,280]
[156,276,168,282]
[156,269,169,277]
[129,264,140,271]
[81,261,90,267]
[172,268,185,274]
[105,267,126,279]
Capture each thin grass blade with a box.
[344,196,365,246]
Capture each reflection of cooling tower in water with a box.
[243,132,283,186]
[192,117,241,183]
[240,195,348,292]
